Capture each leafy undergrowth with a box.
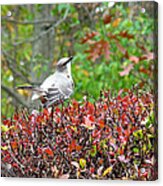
[1,89,157,180]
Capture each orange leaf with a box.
[44,147,53,156]
[11,141,18,149]
[112,18,121,27]
[98,119,105,128]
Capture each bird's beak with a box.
[63,56,73,66]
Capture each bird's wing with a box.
[42,87,65,108]
[40,74,56,89]
[42,74,73,108]
[55,73,74,97]
[32,74,56,101]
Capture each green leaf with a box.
[133,147,139,153]
[90,145,97,157]
[133,129,143,139]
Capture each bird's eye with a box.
[67,75,70,78]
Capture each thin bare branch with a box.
[1,84,30,108]
[12,7,70,46]
[2,16,57,25]
[2,50,41,85]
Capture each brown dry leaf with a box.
[119,31,134,39]
[6,22,14,32]
[103,14,112,24]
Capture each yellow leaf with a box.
[112,18,121,27]
[6,23,14,32]
[70,126,77,132]
[102,166,113,176]
[1,125,15,132]
[79,158,86,169]
[1,146,8,150]
[1,125,10,132]
[82,70,89,77]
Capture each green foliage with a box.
[1,2,156,116]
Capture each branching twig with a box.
[2,50,41,85]
[12,7,70,46]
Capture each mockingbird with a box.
[17,56,74,108]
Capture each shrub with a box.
[1,89,157,180]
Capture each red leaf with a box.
[69,139,76,152]
[44,147,53,156]
[11,141,18,149]
[121,113,127,121]
[117,126,122,133]
[3,119,11,126]
[43,108,49,116]
[85,40,110,62]
[37,147,43,154]
[72,99,79,108]
[81,31,98,44]
[89,115,95,122]
[12,163,19,168]
[90,167,95,173]
[103,103,108,110]
[55,107,61,113]
[83,115,95,130]
[119,64,133,76]
[129,56,139,64]
[98,119,105,128]
[103,14,112,24]
[76,145,82,151]
[119,31,134,39]
[87,102,95,115]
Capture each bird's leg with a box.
[60,100,64,112]
[51,105,54,122]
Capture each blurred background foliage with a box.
[1,2,156,117]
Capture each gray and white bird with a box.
[17,56,74,108]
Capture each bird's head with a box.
[56,56,73,74]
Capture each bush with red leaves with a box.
[1,89,157,180]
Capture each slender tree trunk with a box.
[31,4,55,82]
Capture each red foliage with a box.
[103,14,112,25]
[1,90,157,180]
[85,39,110,62]
[80,31,99,44]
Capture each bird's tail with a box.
[16,86,44,100]
[16,85,42,92]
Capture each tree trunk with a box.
[31,4,55,82]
